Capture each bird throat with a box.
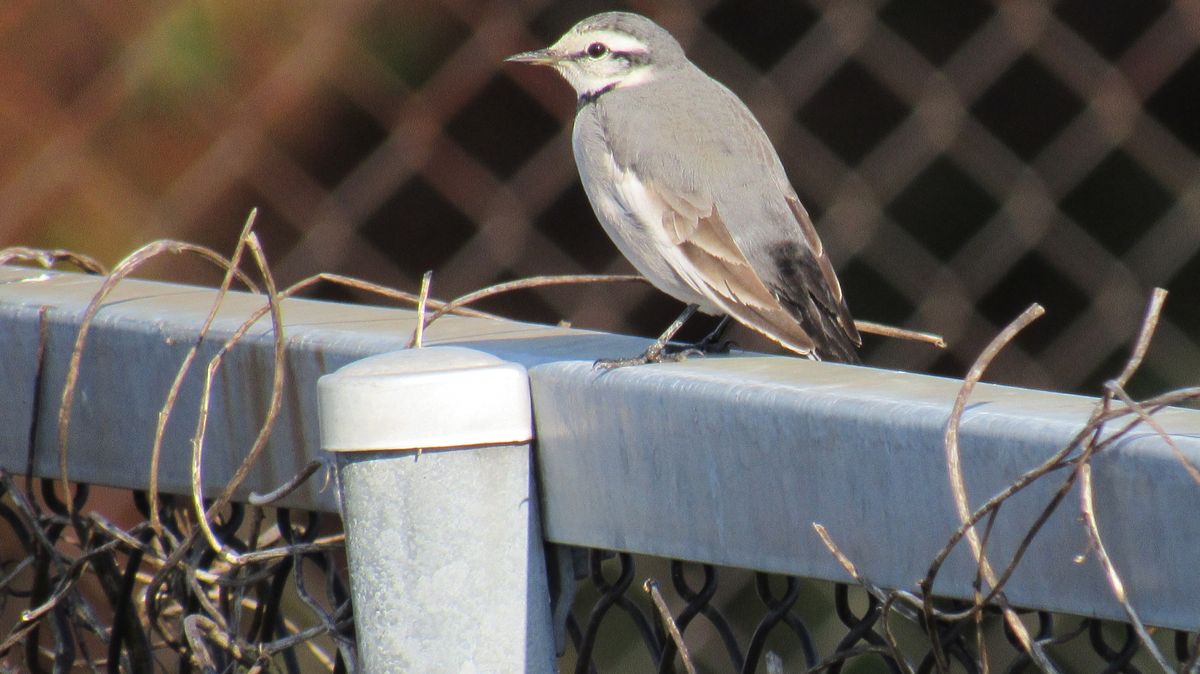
[577,83,617,110]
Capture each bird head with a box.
[506,12,687,99]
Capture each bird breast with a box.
[572,106,720,313]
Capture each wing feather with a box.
[637,180,825,355]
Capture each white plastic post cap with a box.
[318,346,532,452]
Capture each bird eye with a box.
[586,42,608,58]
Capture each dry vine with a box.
[815,287,1199,673]
[0,215,692,671]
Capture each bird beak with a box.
[505,48,558,66]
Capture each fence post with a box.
[318,346,553,672]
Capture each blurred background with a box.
[2,0,1199,395]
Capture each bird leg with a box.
[594,304,701,369]
[684,315,734,354]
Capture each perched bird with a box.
[507,12,861,365]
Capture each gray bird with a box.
[507,12,861,365]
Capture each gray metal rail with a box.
[2,265,1198,668]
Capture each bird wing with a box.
[641,176,859,361]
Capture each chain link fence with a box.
[557,550,1200,673]
[3,6,1200,667]
[2,0,1199,394]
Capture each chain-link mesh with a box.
[3,3,1200,669]
[2,0,1197,394]
[0,475,353,672]
[556,548,1200,673]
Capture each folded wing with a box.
[645,178,860,362]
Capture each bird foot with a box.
[593,342,706,370]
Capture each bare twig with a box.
[644,579,697,674]
[1113,288,1167,388]
[1078,425,1173,672]
[183,614,251,669]
[411,270,433,348]
[248,460,327,506]
[407,273,647,346]
[1068,289,1173,672]
[279,272,495,319]
[149,210,261,532]
[0,247,107,274]
[853,320,946,348]
[190,233,287,564]
[932,303,1055,673]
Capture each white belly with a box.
[572,122,719,313]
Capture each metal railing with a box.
[2,265,1198,672]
